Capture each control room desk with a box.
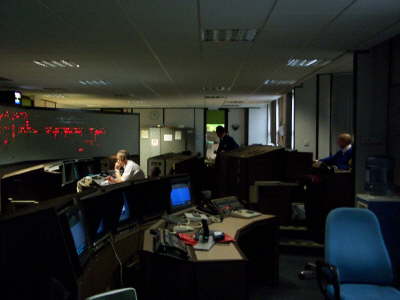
[141,211,279,300]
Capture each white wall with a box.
[295,77,317,158]
[228,109,246,146]
[248,108,267,145]
[164,108,195,128]
[132,108,163,127]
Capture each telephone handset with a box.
[153,229,188,260]
[198,196,245,216]
[197,199,220,215]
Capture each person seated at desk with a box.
[216,126,239,154]
[316,133,353,170]
[107,150,144,184]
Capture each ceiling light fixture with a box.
[264,80,297,86]
[79,80,110,86]
[33,60,80,68]
[287,58,330,67]
[202,28,258,42]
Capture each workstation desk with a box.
[141,208,279,300]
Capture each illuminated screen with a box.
[0,105,139,165]
[67,209,88,256]
[170,183,191,209]
[119,199,130,223]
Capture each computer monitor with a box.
[169,176,192,212]
[114,190,137,232]
[132,178,170,223]
[67,207,89,256]
[62,161,78,186]
[78,191,111,246]
[2,208,78,298]
[58,204,91,272]
[119,199,130,223]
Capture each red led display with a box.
[0,110,106,152]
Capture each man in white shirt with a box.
[107,150,144,184]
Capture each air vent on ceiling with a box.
[202,28,258,42]
[0,77,12,82]
[204,95,227,99]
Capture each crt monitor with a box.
[78,191,112,245]
[115,190,136,232]
[131,178,170,222]
[105,186,136,232]
[62,161,78,186]
[66,206,89,257]
[169,176,192,212]
[58,204,91,272]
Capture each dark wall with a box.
[354,34,400,190]
[331,73,354,153]
[388,35,400,186]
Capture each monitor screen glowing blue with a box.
[119,200,130,223]
[68,210,88,256]
[170,183,191,209]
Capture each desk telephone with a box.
[198,196,242,215]
[152,229,188,260]
[199,196,261,219]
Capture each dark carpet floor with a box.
[249,255,324,300]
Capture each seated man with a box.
[318,133,353,170]
[216,126,239,154]
[108,150,144,184]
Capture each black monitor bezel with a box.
[57,203,91,274]
[167,174,193,213]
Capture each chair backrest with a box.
[86,288,137,300]
[325,208,393,285]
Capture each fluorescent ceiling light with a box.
[287,58,330,67]
[79,80,110,86]
[33,60,80,68]
[264,80,296,86]
[202,28,258,42]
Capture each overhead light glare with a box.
[79,80,110,86]
[33,59,80,68]
[264,80,296,86]
[287,58,330,68]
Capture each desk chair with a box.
[86,288,137,300]
[300,208,400,300]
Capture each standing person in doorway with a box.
[215,126,239,154]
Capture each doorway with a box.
[205,110,226,161]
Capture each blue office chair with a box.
[86,288,137,300]
[316,208,400,300]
